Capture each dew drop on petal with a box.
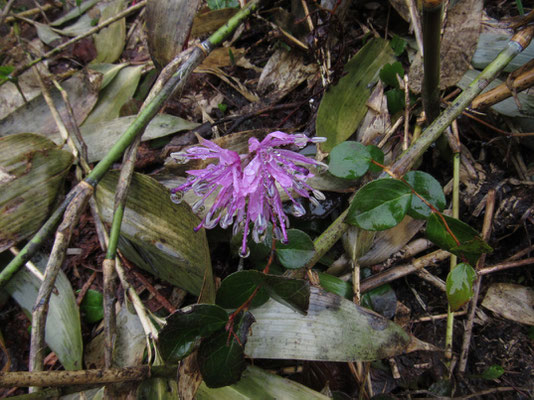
[316,161,329,173]
[192,199,204,213]
[220,212,234,229]
[311,136,327,143]
[273,226,284,241]
[292,202,306,217]
[239,246,250,258]
[309,196,320,207]
[293,134,308,147]
[312,189,326,201]
[170,191,183,204]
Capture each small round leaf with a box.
[446,263,476,311]
[276,229,315,269]
[328,141,372,180]
[216,270,270,310]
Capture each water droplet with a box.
[273,226,284,241]
[309,196,320,207]
[193,181,210,196]
[312,189,326,201]
[292,202,306,217]
[170,192,183,204]
[239,246,250,258]
[266,184,276,198]
[255,214,267,232]
[192,199,204,213]
[311,136,327,143]
[220,212,234,229]
[293,134,308,147]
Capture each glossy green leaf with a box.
[216,271,270,310]
[159,304,228,363]
[446,263,476,311]
[276,229,315,269]
[198,313,253,388]
[480,365,505,380]
[316,38,395,152]
[317,272,352,300]
[217,270,309,315]
[79,289,104,324]
[404,171,446,219]
[261,274,310,314]
[426,214,491,265]
[379,62,404,88]
[367,145,384,173]
[327,141,371,180]
[346,179,411,231]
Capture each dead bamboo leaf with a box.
[245,287,434,361]
[0,133,74,252]
[0,70,102,137]
[94,171,214,297]
[482,283,534,326]
[92,0,126,64]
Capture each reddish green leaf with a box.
[216,270,270,310]
[426,214,491,265]
[446,263,476,311]
[346,179,411,231]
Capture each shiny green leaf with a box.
[79,289,104,324]
[159,304,228,363]
[367,145,384,173]
[346,179,411,231]
[385,88,405,114]
[198,313,252,388]
[216,271,270,310]
[317,272,352,300]
[276,229,315,269]
[327,141,371,180]
[426,214,490,265]
[446,263,476,311]
[404,171,446,219]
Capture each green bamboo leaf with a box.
[79,289,104,324]
[198,313,253,388]
[404,171,446,219]
[346,179,412,231]
[275,229,315,269]
[446,263,476,311]
[426,214,491,265]
[327,141,371,180]
[92,0,126,63]
[94,171,214,298]
[216,270,270,310]
[316,38,395,152]
[0,133,74,252]
[159,304,228,363]
[5,252,83,370]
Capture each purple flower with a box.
[170,132,327,257]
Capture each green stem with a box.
[445,136,460,363]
